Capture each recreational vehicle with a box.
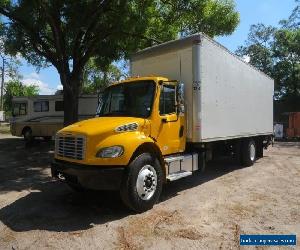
[10,94,98,142]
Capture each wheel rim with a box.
[136,165,157,201]
[250,143,255,161]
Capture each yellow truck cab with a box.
[52,76,188,212]
[52,34,273,212]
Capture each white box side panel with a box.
[199,37,274,141]
[131,48,194,140]
[131,51,180,79]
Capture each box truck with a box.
[51,33,274,212]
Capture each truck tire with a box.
[120,153,163,212]
[23,128,34,144]
[242,139,256,166]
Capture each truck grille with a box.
[56,134,86,160]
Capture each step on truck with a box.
[51,33,274,212]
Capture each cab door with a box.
[154,83,185,155]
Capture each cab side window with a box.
[34,101,49,112]
[159,85,176,115]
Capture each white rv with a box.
[10,94,98,141]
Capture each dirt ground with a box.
[0,133,299,250]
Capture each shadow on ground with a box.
[0,138,54,192]
[0,136,250,233]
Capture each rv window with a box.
[13,103,27,116]
[34,101,49,112]
[55,101,63,111]
[159,85,176,115]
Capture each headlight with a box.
[96,146,124,158]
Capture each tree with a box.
[0,56,22,110]
[273,3,300,99]
[3,79,39,115]
[236,24,276,75]
[0,34,22,110]
[0,0,239,125]
[236,2,300,100]
[279,1,300,29]
[142,0,239,42]
[82,60,124,94]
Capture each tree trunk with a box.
[62,74,81,126]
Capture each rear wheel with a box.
[120,153,163,212]
[242,139,256,166]
[23,128,34,144]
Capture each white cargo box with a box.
[131,33,274,143]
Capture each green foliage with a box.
[236,24,276,75]
[0,0,239,67]
[273,28,300,98]
[82,60,124,94]
[279,1,300,29]
[3,79,39,113]
[0,53,22,111]
[0,0,239,124]
[143,0,240,44]
[236,3,300,100]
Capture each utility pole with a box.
[0,56,4,111]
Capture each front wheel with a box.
[120,153,163,212]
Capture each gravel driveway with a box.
[0,133,299,249]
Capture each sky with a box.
[17,0,297,95]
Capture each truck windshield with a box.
[97,80,156,118]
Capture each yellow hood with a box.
[59,117,146,136]
[55,116,153,165]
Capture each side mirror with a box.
[176,82,185,115]
[162,117,167,123]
